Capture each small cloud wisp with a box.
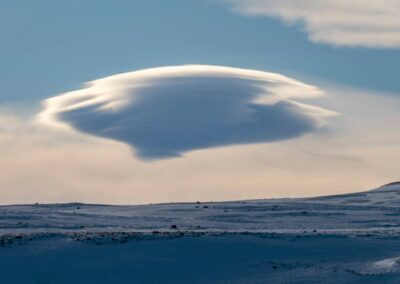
[227,0,400,48]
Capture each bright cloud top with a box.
[227,0,400,48]
[39,65,335,160]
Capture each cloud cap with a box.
[39,65,336,160]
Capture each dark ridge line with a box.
[382,181,400,187]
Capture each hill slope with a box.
[1,183,400,283]
[1,182,400,234]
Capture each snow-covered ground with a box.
[1,183,400,283]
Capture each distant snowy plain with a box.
[2,183,400,283]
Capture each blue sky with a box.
[1,0,400,106]
[1,0,400,204]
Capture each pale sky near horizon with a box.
[1,0,400,204]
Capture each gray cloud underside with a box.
[39,65,336,160]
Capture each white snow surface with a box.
[2,182,400,234]
[1,183,400,283]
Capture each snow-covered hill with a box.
[1,182,400,234]
[1,183,400,283]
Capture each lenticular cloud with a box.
[39,65,336,160]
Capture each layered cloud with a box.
[227,0,400,48]
[39,65,335,160]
